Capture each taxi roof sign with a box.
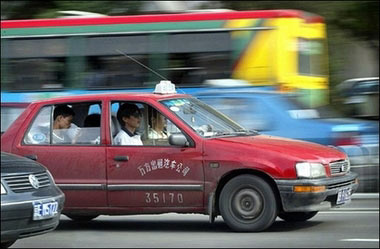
[153,80,177,94]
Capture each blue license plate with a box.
[33,201,58,220]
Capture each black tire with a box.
[278,211,318,222]
[219,174,278,232]
[1,240,16,248]
[65,214,99,222]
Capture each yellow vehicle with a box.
[226,10,328,106]
[1,9,328,106]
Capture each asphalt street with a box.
[11,194,379,248]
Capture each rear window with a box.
[1,105,28,133]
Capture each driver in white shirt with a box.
[114,103,143,146]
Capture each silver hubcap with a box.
[232,188,263,220]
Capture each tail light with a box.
[333,132,361,146]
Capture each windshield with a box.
[160,97,257,138]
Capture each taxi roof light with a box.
[154,80,177,94]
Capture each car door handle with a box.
[25,154,38,161]
[114,156,129,161]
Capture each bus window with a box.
[5,58,65,91]
[163,52,231,86]
[83,55,150,89]
[298,38,327,76]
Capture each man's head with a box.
[117,103,142,131]
[53,105,75,129]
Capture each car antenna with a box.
[115,49,186,94]
[116,49,168,81]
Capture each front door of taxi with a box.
[106,131,204,209]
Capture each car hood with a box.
[213,134,346,163]
[1,152,46,175]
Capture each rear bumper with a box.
[1,193,65,243]
[275,172,358,212]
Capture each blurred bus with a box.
[1,9,328,106]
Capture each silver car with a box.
[1,152,65,248]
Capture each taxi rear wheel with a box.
[219,174,277,232]
[278,211,318,222]
[65,214,99,222]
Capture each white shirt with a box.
[114,129,143,146]
[52,123,81,144]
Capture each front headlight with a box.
[1,183,7,195]
[296,162,326,178]
[345,158,351,173]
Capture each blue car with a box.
[194,87,379,192]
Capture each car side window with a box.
[23,102,102,145]
[72,103,102,145]
[111,101,183,146]
[24,106,52,145]
[1,105,28,134]
[144,105,183,146]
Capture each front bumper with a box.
[1,193,65,243]
[275,172,358,212]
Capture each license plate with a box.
[336,187,352,205]
[33,201,58,220]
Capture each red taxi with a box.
[1,81,358,232]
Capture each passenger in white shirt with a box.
[26,104,79,145]
[114,103,143,146]
[52,105,79,144]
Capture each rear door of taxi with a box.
[11,100,107,209]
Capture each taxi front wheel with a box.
[219,174,278,232]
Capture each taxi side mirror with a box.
[169,133,189,147]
